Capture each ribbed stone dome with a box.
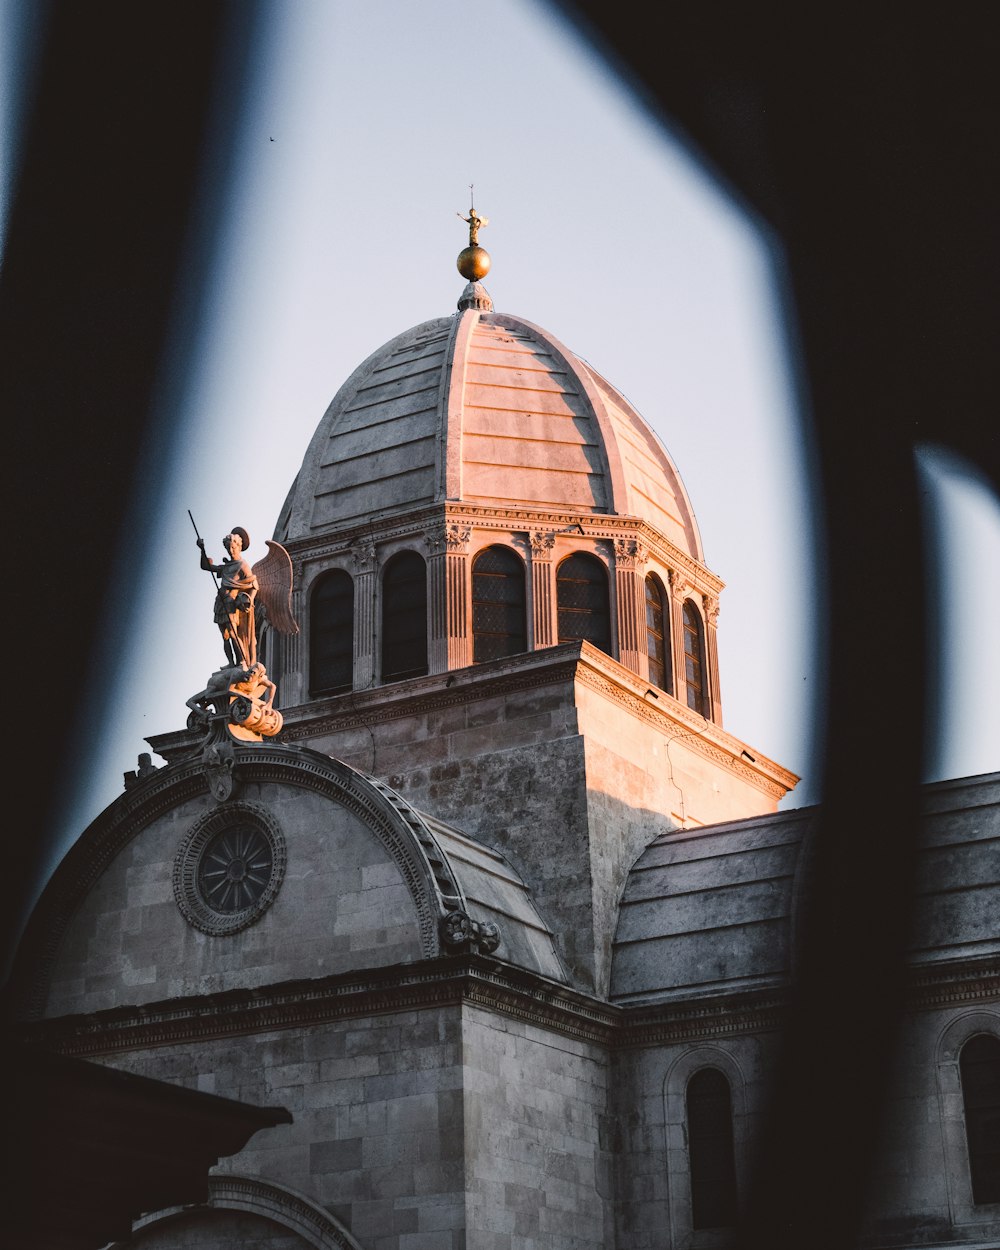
[280,308,704,560]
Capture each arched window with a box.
[683,600,708,715]
[687,1067,739,1229]
[645,574,671,694]
[472,545,527,662]
[381,551,427,682]
[309,569,354,696]
[960,1034,1000,1204]
[557,553,611,655]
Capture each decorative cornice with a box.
[271,652,584,744]
[903,960,1000,1013]
[16,957,619,1055]
[14,955,996,1060]
[280,504,724,597]
[572,654,797,798]
[148,644,795,798]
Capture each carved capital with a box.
[446,523,472,552]
[613,536,646,567]
[352,541,377,572]
[429,523,472,555]
[669,570,691,602]
[529,529,556,556]
[703,593,720,626]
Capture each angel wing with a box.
[252,540,300,635]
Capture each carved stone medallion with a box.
[173,802,287,936]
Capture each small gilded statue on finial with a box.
[456,185,491,283]
[457,185,489,246]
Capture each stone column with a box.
[613,537,648,678]
[668,570,691,702]
[352,540,377,690]
[428,523,471,672]
[529,530,556,648]
[703,592,723,726]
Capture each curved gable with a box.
[10,748,471,1021]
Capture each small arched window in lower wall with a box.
[960,1033,1000,1204]
[557,552,611,655]
[382,551,428,682]
[687,1067,739,1229]
[310,570,354,696]
[473,545,527,661]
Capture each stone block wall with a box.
[86,999,622,1250]
[462,1005,613,1249]
[610,1033,773,1250]
[860,1004,1000,1247]
[96,1006,468,1250]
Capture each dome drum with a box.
[266,505,724,725]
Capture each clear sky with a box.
[4,0,998,896]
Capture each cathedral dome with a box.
[279,306,704,561]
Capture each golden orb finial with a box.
[457,245,491,281]
[457,186,490,282]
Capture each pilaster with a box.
[352,541,377,690]
[614,537,648,679]
[668,570,690,703]
[704,592,723,726]
[529,530,556,648]
[429,523,471,672]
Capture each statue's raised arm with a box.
[457,206,488,247]
[196,526,260,668]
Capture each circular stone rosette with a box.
[173,802,287,935]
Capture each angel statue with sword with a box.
[188,514,299,744]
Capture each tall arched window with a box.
[687,1067,739,1229]
[645,574,671,694]
[557,553,611,655]
[381,551,427,682]
[309,569,354,696]
[960,1033,1000,1204]
[473,545,527,662]
[683,600,708,716]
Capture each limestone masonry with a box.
[9,276,998,1249]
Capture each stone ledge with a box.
[15,953,996,1060]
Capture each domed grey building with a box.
[8,246,999,1250]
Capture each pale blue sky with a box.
[4,0,997,891]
